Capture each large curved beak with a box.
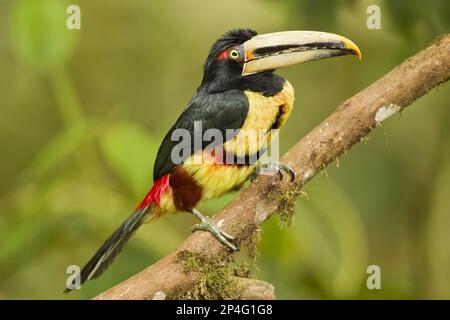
[242,31,362,76]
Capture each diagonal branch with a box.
[95,34,450,300]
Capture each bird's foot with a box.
[250,161,297,182]
[190,209,238,252]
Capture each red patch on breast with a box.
[138,174,170,209]
[169,166,203,211]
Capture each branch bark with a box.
[95,34,450,300]
[232,277,275,300]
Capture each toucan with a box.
[65,28,361,292]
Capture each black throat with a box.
[198,71,285,97]
[197,28,285,97]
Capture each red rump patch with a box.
[216,49,229,61]
[138,174,170,209]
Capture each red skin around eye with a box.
[216,49,229,61]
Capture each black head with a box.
[197,28,362,96]
[199,28,258,94]
[203,28,257,76]
[198,28,285,96]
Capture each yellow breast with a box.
[184,80,295,200]
[223,80,295,157]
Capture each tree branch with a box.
[95,34,450,300]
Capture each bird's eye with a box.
[229,49,240,60]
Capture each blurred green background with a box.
[0,0,449,299]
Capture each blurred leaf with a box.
[282,0,347,29]
[25,122,89,177]
[292,177,368,298]
[385,0,450,40]
[426,138,450,299]
[0,215,40,264]
[9,0,76,70]
[0,210,65,282]
[99,122,158,196]
[50,71,85,127]
[135,221,186,256]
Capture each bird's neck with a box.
[198,72,286,97]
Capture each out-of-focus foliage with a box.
[0,0,449,299]
[9,0,76,70]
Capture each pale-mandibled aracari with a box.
[65,28,361,292]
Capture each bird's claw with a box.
[191,217,238,252]
[255,161,297,182]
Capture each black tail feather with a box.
[64,206,150,293]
